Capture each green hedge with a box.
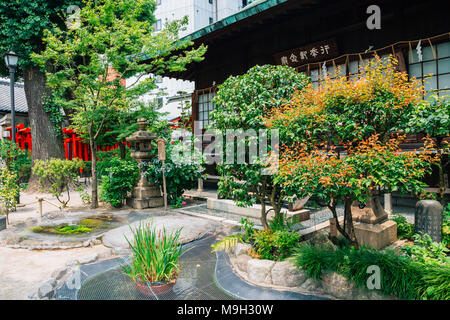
[292,244,450,300]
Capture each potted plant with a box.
[123,221,184,297]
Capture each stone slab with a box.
[102,214,214,250]
[354,220,397,250]
[0,216,6,231]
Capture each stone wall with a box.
[229,243,395,300]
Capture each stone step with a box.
[207,198,311,221]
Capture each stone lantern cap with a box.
[126,118,156,142]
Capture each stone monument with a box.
[126,119,164,209]
[351,197,397,250]
[415,200,442,243]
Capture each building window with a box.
[156,0,161,5]
[155,75,163,83]
[209,0,213,4]
[209,17,214,24]
[155,19,162,31]
[408,41,450,99]
[198,92,216,129]
[157,97,163,109]
[308,54,390,88]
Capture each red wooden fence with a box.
[5,124,130,162]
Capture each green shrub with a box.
[32,158,84,207]
[391,213,414,240]
[444,204,450,249]
[0,139,31,184]
[143,142,203,207]
[252,229,302,261]
[0,167,19,224]
[292,243,450,300]
[124,221,185,284]
[100,158,139,208]
[401,233,449,265]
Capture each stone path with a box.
[0,245,113,300]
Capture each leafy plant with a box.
[292,243,449,300]
[240,218,256,241]
[0,139,31,185]
[391,213,414,240]
[143,141,203,206]
[251,229,302,261]
[0,167,19,224]
[406,96,450,206]
[124,221,185,284]
[443,204,450,249]
[100,158,139,208]
[401,233,449,265]
[32,158,84,207]
[211,234,243,253]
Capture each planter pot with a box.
[135,279,176,297]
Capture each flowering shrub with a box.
[266,56,423,146]
[275,135,431,245]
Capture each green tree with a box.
[32,0,206,208]
[406,95,450,206]
[210,65,310,229]
[32,158,84,207]
[0,1,82,188]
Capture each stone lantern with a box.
[126,118,163,209]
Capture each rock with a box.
[38,279,56,299]
[247,259,275,285]
[307,232,336,249]
[92,239,102,245]
[271,260,306,287]
[235,254,252,273]
[300,277,322,292]
[51,267,68,281]
[367,290,388,300]
[234,243,252,257]
[83,240,93,247]
[322,271,354,299]
[66,259,79,267]
[78,253,98,265]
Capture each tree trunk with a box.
[260,199,268,230]
[23,66,64,191]
[90,138,98,208]
[344,198,358,248]
[436,137,447,207]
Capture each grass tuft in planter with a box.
[123,221,185,294]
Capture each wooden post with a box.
[37,197,43,217]
[157,139,167,211]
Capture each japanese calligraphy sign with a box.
[415,200,443,243]
[274,39,339,67]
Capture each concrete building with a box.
[145,0,249,120]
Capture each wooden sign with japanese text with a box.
[157,139,166,161]
[274,39,339,67]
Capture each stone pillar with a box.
[415,200,443,243]
[384,193,392,214]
